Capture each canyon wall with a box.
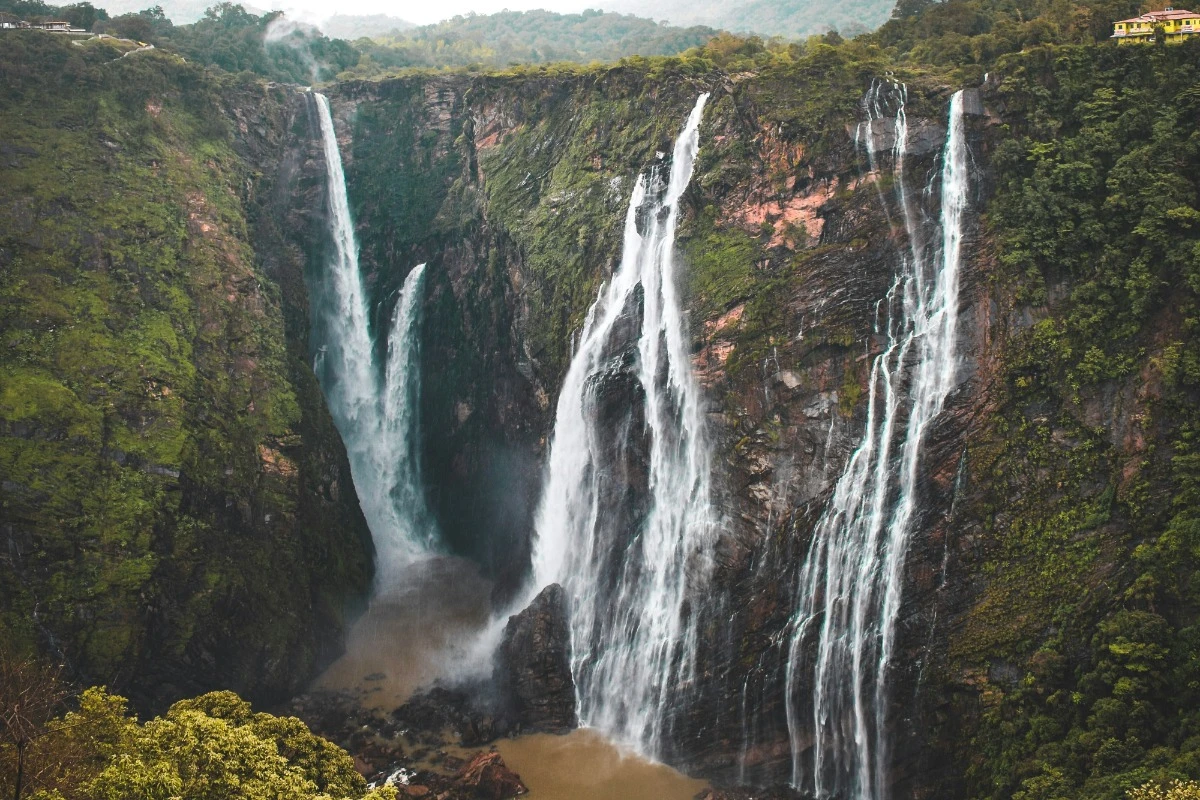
[321,42,1200,798]
[4,30,1199,800]
[0,35,374,710]
[318,55,970,789]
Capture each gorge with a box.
[2,24,1200,800]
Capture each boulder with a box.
[495,584,577,733]
[455,751,527,799]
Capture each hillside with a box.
[604,0,896,38]
[0,32,373,708]
[345,9,721,74]
[318,12,413,39]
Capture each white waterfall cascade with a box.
[784,89,969,799]
[313,92,436,586]
[374,263,436,575]
[529,94,715,756]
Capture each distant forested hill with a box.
[602,0,896,39]
[718,0,895,37]
[2,0,721,81]
[319,13,413,40]
[344,9,720,74]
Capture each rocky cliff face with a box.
[313,42,1200,799]
[494,583,576,733]
[315,56,967,787]
[4,29,1197,800]
[0,35,373,709]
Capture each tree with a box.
[0,649,69,800]
[1130,781,1200,800]
[58,689,396,800]
[891,0,934,20]
[60,2,105,30]
[99,6,172,42]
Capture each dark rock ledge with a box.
[279,583,576,798]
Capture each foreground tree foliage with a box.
[1131,782,1200,800]
[1,664,396,800]
[0,651,70,800]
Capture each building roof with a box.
[1116,8,1199,23]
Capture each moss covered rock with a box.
[0,33,372,709]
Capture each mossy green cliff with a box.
[0,33,372,709]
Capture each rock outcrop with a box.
[495,583,576,734]
[455,751,527,799]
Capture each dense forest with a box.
[345,9,720,73]
[606,0,897,39]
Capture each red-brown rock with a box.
[454,751,527,799]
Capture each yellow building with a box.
[1112,7,1200,42]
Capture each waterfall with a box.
[784,88,969,799]
[530,94,715,756]
[314,92,377,449]
[372,263,437,576]
[312,92,435,585]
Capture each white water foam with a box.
[785,88,969,799]
[529,94,716,758]
[313,93,436,586]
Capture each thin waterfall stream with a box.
[309,91,491,716]
[312,92,436,587]
[784,88,970,799]
[529,93,716,758]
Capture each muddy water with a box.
[496,728,708,800]
[314,555,710,799]
[315,555,494,710]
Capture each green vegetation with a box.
[943,41,1200,800]
[1132,781,1200,800]
[0,654,393,800]
[684,209,759,321]
[709,0,895,39]
[872,0,1141,72]
[343,9,718,75]
[0,32,370,701]
[317,13,413,41]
